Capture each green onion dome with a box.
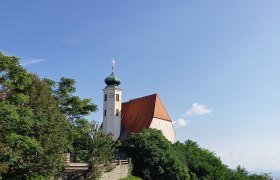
[104,72,121,87]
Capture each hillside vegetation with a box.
[126,128,270,180]
[0,52,270,180]
[0,52,116,179]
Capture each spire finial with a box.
[105,59,121,86]
[111,59,116,72]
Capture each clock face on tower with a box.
[109,93,114,98]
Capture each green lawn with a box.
[118,176,143,180]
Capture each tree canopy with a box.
[86,122,117,179]
[0,52,117,180]
[173,140,232,179]
[126,128,269,180]
[46,77,98,162]
[0,52,70,179]
[127,128,190,180]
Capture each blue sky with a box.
[1,0,280,176]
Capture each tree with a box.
[173,140,270,180]
[127,128,190,180]
[54,77,97,123]
[86,121,117,179]
[173,140,232,180]
[0,52,71,179]
[229,165,270,180]
[44,70,117,179]
[47,77,98,162]
[0,123,9,174]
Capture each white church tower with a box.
[102,59,122,140]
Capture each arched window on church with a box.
[104,109,106,116]
[104,94,107,101]
[116,109,119,116]
[116,94,119,101]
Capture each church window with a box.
[104,94,107,101]
[116,94,119,101]
[116,109,119,116]
[104,109,106,116]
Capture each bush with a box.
[127,129,190,180]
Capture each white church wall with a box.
[149,118,176,143]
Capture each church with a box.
[102,60,175,143]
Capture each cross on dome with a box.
[112,59,116,72]
[104,59,121,87]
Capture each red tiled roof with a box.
[154,95,172,121]
[121,94,171,134]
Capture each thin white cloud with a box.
[172,118,189,128]
[21,58,45,66]
[185,103,212,117]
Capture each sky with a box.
[1,0,280,177]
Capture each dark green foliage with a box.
[0,52,115,180]
[119,176,143,180]
[247,173,270,180]
[229,165,270,180]
[229,165,250,180]
[70,118,93,162]
[0,122,9,174]
[86,122,117,179]
[173,140,232,180]
[127,129,269,180]
[173,141,270,180]
[127,128,190,180]
[0,52,71,179]
[44,75,115,179]
[54,77,97,123]
[48,77,98,162]
[0,53,31,92]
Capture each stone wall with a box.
[100,163,130,180]
[63,154,130,180]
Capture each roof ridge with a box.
[152,94,157,121]
[124,93,157,103]
[153,95,172,121]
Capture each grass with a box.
[118,176,143,180]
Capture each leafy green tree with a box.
[44,76,116,179]
[0,123,9,174]
[86,121,117,179]
[173,141,270,180]
[0,52,71,179]
[229,165,270,180]
[229,165,249,180]
[54,77,97,123]
[46,77,98,162]
[173,140,232,180]
[127,128,190,180]
[248,173,270,180]
[69,118,93,162]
